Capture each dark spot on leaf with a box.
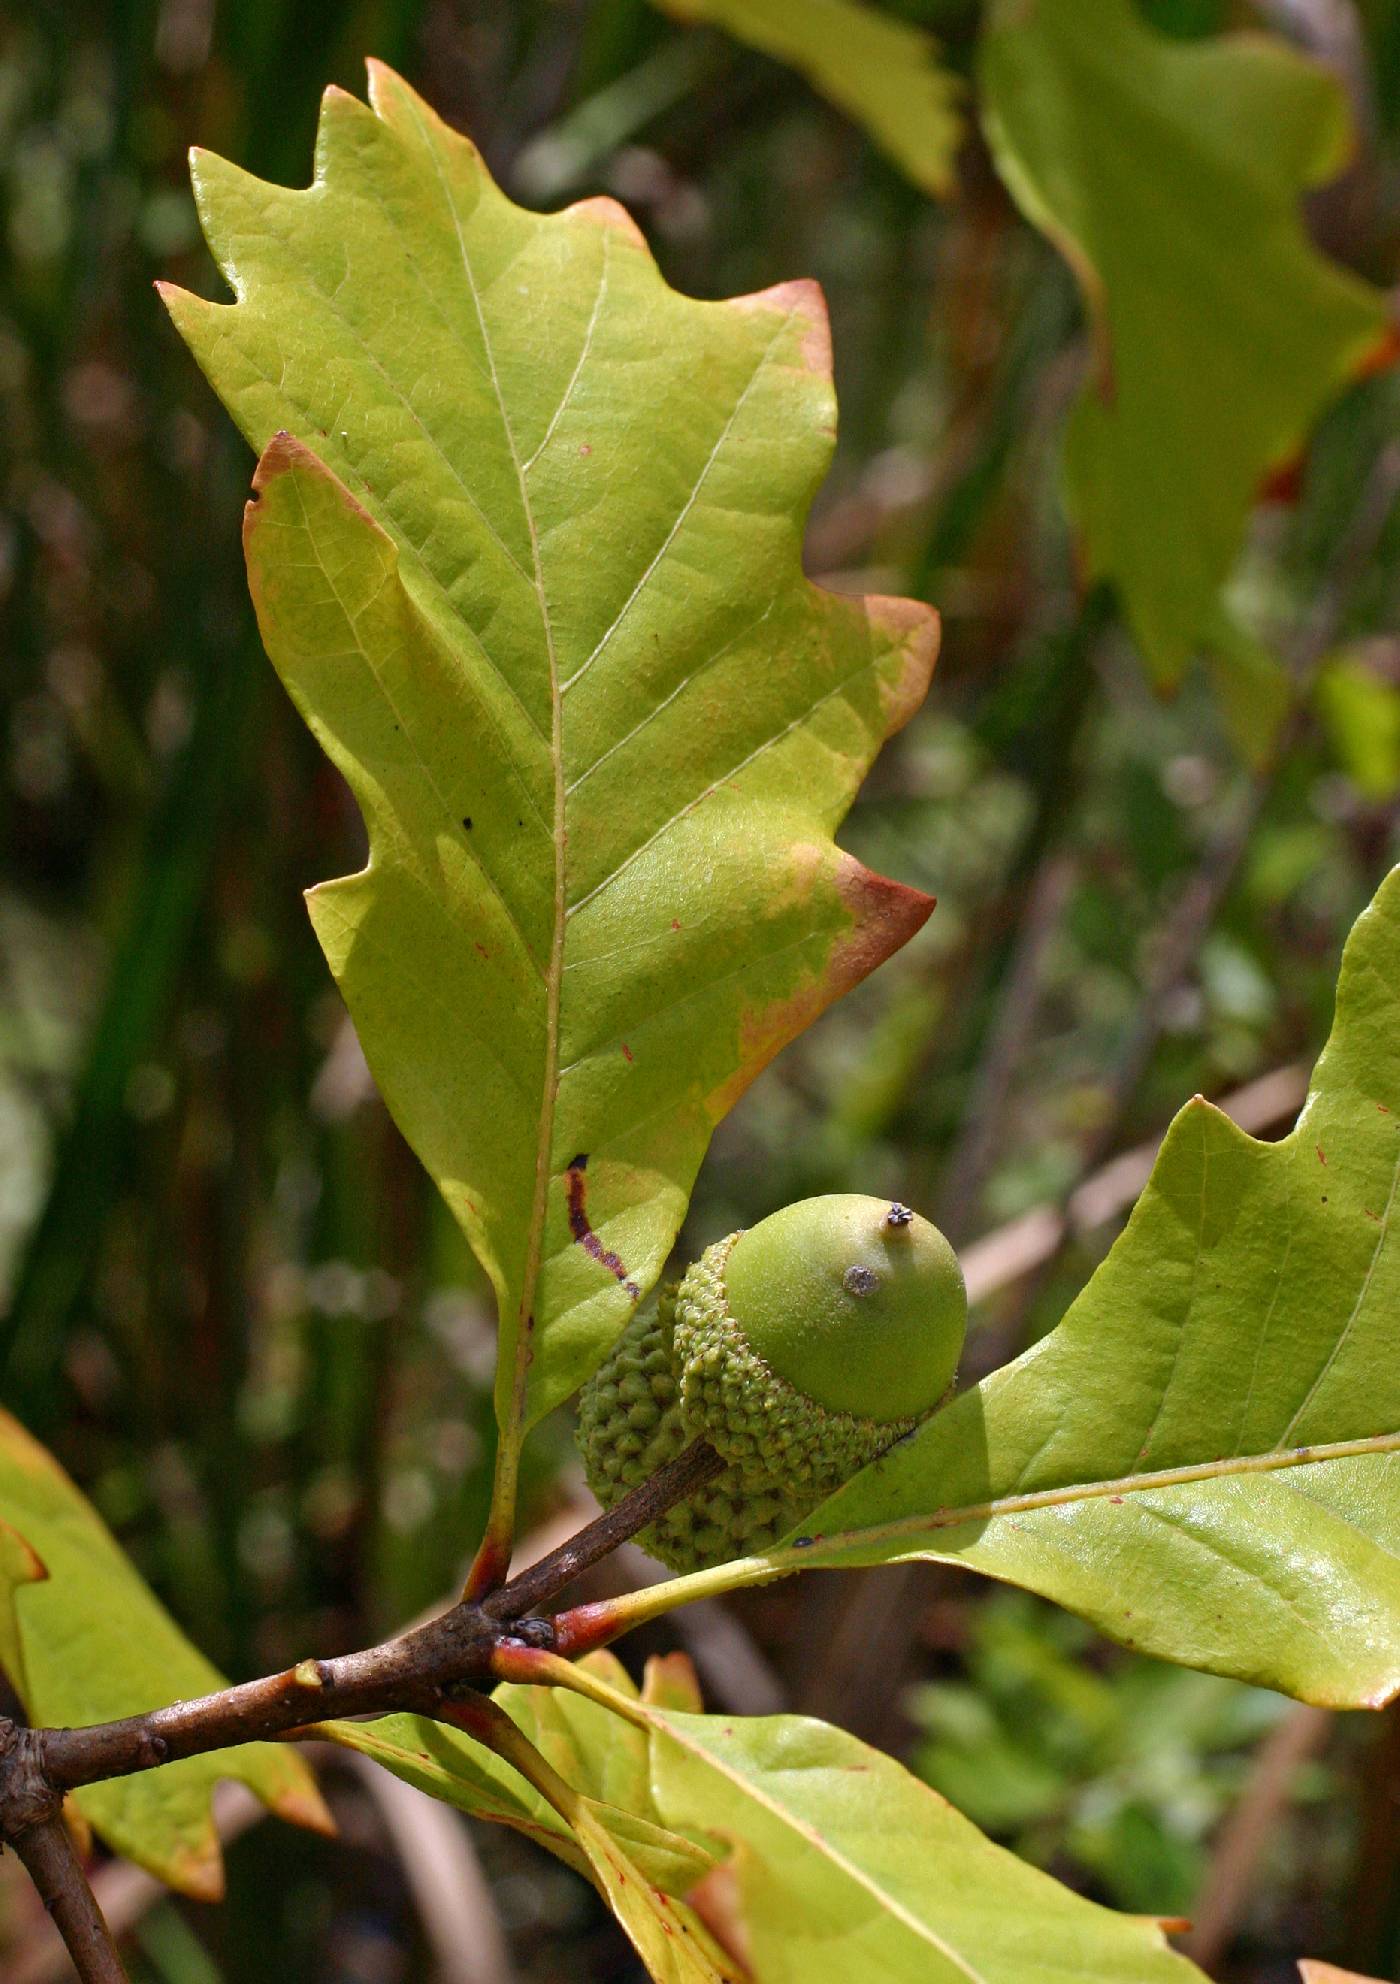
[1317,1146,1327,1165]
[462,816,473,830]
[792,1536,814,1549]
[621,1042,633,1063]
[565,1156,639,1299]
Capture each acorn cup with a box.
[576,1194,968,1572]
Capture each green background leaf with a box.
[980,0,1389,686]
[160,65,937,1441]
[648,0,962,196]
[0,1409,328,1898]
[760,864,1400,1708]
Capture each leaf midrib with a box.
[402,91,568,1455]
[803,1427,1400,1562]
[650,1717,988,1984]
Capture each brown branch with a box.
[9,1815,127,1984]
[38,1605,498,1796]
[3,1431,718,1837]
[483,1438,723,1623]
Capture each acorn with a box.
[576,1194,966,1572]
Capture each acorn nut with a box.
[576,1194,967,1572]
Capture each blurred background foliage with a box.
[2,0,1399,1977]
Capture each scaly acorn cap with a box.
[576,1284,813,1569]
[576,1195,967,1573]
[674,1195,966,1485]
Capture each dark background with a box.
[3,0,1400,1977]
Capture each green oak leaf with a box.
[647,1711,1203,1983]
[687,864,1400,1708]
[498,1669,1203,1983]
[980,0,1390,686]
[649,0,962,196]
[160,64,937,1445]
[0,1408,329,1898]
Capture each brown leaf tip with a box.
[835,857,936,986]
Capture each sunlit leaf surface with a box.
[161,64,937,1447]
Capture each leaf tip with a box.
[865,593,940,734]
[733,276,831,377]
[158,1823,229,1903]
[567,194,647,250]
[268,1775,337,1838]
[834,856,936,978]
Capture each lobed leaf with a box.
[0,1409,329,1898]
[725,865,1400,1709]
[980,0,1390,687]
[160,64,937,1451]
[649,0,962,196]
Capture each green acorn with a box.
[576,1194,966,1572]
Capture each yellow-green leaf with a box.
[494,1668,1204,1983]
[160,65,937,1452]
[317,1710,586,1874]
[0,1409,329,1898]
[498,1651,718,1894]
[980,0,1390,685]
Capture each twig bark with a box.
[481,1438,722,1623]
[6,1426,717,1818]
[9,1815,126,1984]
[0,1430,721,1981]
